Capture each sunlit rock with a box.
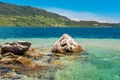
[52,34,83,54]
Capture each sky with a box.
[0,0,120,23]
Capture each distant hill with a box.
[0,2,120,27]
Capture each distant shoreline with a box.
[0,2,120,27]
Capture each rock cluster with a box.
[52,34,83,54]
[0,34,84,79]
[0,41,51,79]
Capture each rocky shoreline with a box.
[0,34,84,80]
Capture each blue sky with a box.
[0,0,120,23]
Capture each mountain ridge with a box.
[0,2,120,27]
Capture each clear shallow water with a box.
[55,38,120,80]
[0,27,120,80]
[0,38,120,80]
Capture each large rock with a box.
[2,41,31,55]
[52,34,83,54]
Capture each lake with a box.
[0,27,120,80]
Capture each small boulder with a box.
[2,41,31,55]
[52,34,83,54]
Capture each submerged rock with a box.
[52,34,83,54]
[0,53,19,64]
[0,46,2,59]
[0,54,2,59]
[25,50,46,58]
[2,41,31,55]
[16,56,37,68]
[3,52,19,58]
[0,46,2,54]
[0,58,16,64]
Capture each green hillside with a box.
[0,2,120,27]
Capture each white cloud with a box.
[44,8,120,23]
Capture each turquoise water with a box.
[0,38,120,80]
[0,27,120,80]
[55,38,120,80]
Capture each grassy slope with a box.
[0,2,120,27]
[0,15,69,27]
